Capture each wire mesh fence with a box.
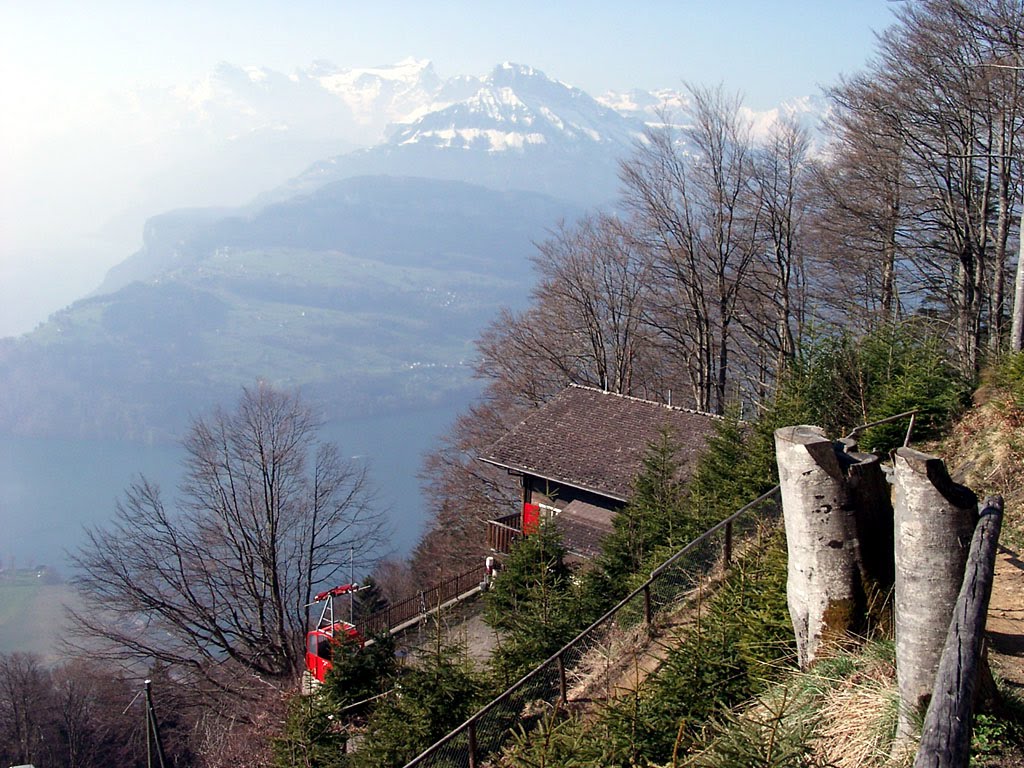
[403,486,782,768]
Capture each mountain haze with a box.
[2,59,830,441]
[1,176,580,440]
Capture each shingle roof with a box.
[480,385,721,502]
[555,499,617,560]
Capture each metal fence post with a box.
[643,583,653,627]
[557,652,568,703]
[724,520,733,566]
[468,720,478,768]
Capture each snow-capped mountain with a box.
[310,57,455,137]
[113,59,824,209]
[267,63,650,207]
[162,57,451,146]
[597,87,691,124]
[599,86,829,145]
[391,63,644,151]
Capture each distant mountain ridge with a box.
[1,176,581,440]
[155,57,826,159]
[267,62,649,207]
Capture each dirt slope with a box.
[945,384,1024,691]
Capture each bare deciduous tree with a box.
[821,0,1024,370]
[414,396,525,581]
[0,653,53,768]
[69,384,386,692]
[817,73,909,328]
[741,115,812,395]
[476,214,659,405]
[621,85,762,414]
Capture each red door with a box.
[523,502,540,534]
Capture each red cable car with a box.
[305,583,364,684]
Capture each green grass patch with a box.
[0,580,75,660]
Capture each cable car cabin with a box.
[304,583,366,685]
[305,621,361,683]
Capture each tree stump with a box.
[846,449,895,614]
[892,448,977,743]
[775,426,866,668]
[914,496,1002,768]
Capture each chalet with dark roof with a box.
[480,385,722,559]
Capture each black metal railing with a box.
[359,564,488,637]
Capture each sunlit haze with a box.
[0,1,898,337]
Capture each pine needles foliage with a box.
[772,324,969,452]
[321,633,398,710]
[351,644,488,768]
[597,429,692,587]
[485,519,584,681]
[681,688,833,768]
[990,350,1024,410]
[272,694,349,768]
[685,407,779,522]
[583,529,795,766]
[501,706,604,768]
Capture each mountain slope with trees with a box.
[0,178,580,441]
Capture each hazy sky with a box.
[3,1,897,106]
[0,1,900,337]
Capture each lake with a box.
[0,397,467,575]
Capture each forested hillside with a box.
[412,0,1024,581]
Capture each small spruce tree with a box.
[352,644,487,768]
[597,428,689,586]
[321,632,397,710]
[484,518,581,680]
[272,694,348,768]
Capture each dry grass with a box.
[677,642,905,768]
[811,651,903,768]
[944,386,1024,544]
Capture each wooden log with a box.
[775,426,864,668]
[892,448,978,743]
[913,496,1003,768]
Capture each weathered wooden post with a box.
[775,426,865,668]
[914,496,1003,768]
[892,448,978,743]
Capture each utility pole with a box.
[1011,206,1024,350]
[144,679,168,768]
